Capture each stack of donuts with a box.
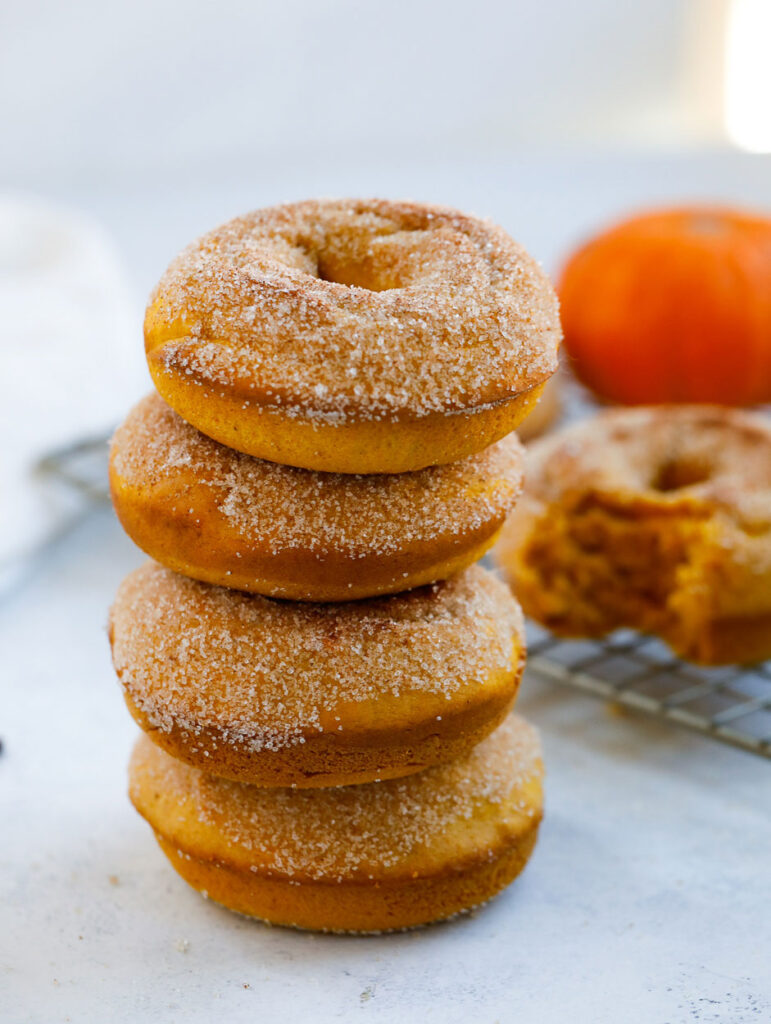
[107,199,561,933]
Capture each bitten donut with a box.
[110,392,525,601]
[496,406,771,665]
[109,562,526,788]
[129,713,543,933]
[144,199,560,474]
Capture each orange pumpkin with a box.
[558,206,771,405]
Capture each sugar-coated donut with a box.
[110,392,525,601]
[496,406,771,665]
[144,199,560,474]
[109,562,526,788]
[128,712,543,933]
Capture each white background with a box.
[2,0,728,190]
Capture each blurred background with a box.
[2,0,771,576]
[5,0,768,183]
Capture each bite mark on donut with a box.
[501,406,771,664]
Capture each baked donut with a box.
[110,392,525,601]
[109,561,526,788]
[515,370,562,442]
[144,199,560,474]
[128,712,543,933]
[496,406,771,665]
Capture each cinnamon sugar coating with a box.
[129,712,542,883]
[109,562,526,769]
[145,198,560,422]
[521,405,771,519]
[110,393,524,599]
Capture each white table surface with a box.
[3,150,771,1022]
[2,508,770,1024]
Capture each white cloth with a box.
[0,195,147,589]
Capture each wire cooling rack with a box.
[525,621,771,760]
[35,434,112,504]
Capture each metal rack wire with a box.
[526,621,771,759]
[0,436,114,601]
[35,434,112,504]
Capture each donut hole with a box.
[313,226,446,292]
[315,236,422,292]
[315,249,401,292]
[651,457,713,492]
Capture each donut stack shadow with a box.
[107,199,561,934]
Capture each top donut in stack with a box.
[142,198,560,475]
